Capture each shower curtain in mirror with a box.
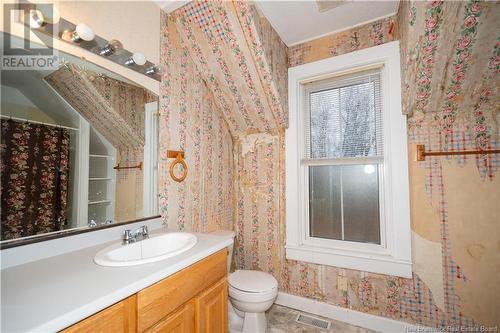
[1,119,70,241]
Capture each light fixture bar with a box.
[18,1,160,82]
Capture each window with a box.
[286,41,412,277]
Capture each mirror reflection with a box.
[1,36,159,242]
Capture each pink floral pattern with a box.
[409,4,417,27]
[159,0,499,330]
[174,0,284,135]
[414,1,444,115]
[288,16,395,66]
[158,11,233,233]
[46,65,155,151]
[439,1,483,138]
[471,36,499,151]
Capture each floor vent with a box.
[295,313,331,331]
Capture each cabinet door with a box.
[62,295,136,333]
[145,301,195,333]
[195,277,228,333]
[137,249,227,332]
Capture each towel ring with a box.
[169,153,188,182]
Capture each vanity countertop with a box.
[1,231,232,333]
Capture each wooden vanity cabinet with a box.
[62,295,137,333]
[62,249,228,333]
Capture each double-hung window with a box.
[286,42,412,277]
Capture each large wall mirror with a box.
[1,32,159,248]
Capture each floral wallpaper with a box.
[247,4,288,123]
[237,1,498,329]
[172,0,287,136]
[397,1,499,327]
[162,0,499,329]
[158,12,233,232]
[288,16,395,67]
[45,65,156,152]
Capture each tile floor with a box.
[266,305,378,333]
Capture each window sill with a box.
[285,244,412,278]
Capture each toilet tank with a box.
[210,230,235,273]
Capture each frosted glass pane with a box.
[308,165,380,244]
[343,165,380,244]
[309,166,342,240]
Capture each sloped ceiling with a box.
[2,70,79,128]
[45,65,155,150]
[171,0,288,137]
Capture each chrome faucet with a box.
[122,225,149,244]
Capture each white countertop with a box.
[1,231,232,333]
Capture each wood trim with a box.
[137,249,227,332]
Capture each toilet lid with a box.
[228,270,278,293]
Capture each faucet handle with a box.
[123,229,134,244]
[140,225,149,238]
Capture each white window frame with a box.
[286,41,412,278]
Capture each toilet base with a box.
[228,302,267,333]
[242,312,267,333]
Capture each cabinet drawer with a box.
[61,295,136,333]
[137,249,227,332]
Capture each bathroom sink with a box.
[94,232,197,267]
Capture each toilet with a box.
[211,231,278,333]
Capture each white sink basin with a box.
[94,232,197,267]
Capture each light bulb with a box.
[99,39,123,56]
[132,53,146,66]
[29,9,44,29]
[125,52,146,66]
[75,23,95,41]
[363,165,375,175]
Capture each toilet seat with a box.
[228,270,278,303]
[229,284,277,302]
[228,270,278,293]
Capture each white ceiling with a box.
[255,1,399,46]
[154,1,190,13]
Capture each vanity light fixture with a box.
[145,66,158,75]
[62,23,95,42]
[125,52,147,66]
[99,39,123,56]
[29,9,45,29]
